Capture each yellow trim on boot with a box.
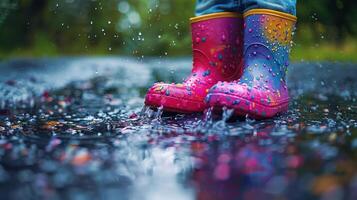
[244,9,297,22]
[190,12,242,23]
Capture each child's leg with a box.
[195,0,296,19]
[195,0,241,16]
[242,0,296,15]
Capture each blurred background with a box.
[0,0,356,61]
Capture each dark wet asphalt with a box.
[0,57,356,200]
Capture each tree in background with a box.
[297,0,357,44]
[0,0,17,26]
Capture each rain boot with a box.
[145,12,244,113]
[206,9,297,119]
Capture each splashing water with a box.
[221,106,234,122]
[203,107,213,123]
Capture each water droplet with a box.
[222,35,226,41]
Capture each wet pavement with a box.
[0,57,356,200]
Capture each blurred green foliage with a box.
[0,0,356,61]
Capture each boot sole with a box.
[145,93,205,113]
[207,93,289,119]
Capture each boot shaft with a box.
[243,9,297,83]
[190,12,244,82]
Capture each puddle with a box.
[0,57,356,200]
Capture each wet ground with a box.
[0,57,356,200]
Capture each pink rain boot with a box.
[145,12,243,113]
[206,9,297,119]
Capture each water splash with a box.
[154,105,164,121]
[222,107,234,122]
[203,107,213,123]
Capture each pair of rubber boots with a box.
[145,9,297,119]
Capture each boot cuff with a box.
[190,12,242,24]
[243,9,297,22]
